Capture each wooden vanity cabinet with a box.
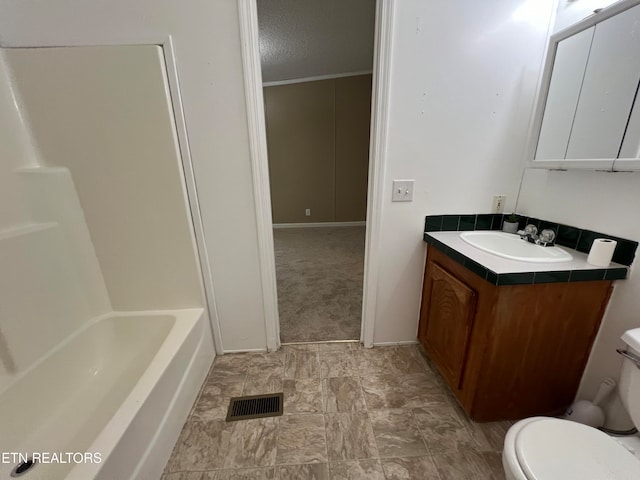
[418,246,613,422]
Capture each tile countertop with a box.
[424,231,629,286]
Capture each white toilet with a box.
[503,328,640,479]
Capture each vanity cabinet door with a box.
[565,3,640,160]
[419,261,477,389]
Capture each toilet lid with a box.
[515,418,640,480]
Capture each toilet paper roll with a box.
[587,238,617,267]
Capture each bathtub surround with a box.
[5,46,203,312]
[274,227,364,342]
[0,55,110,389]
[164,343,509,479]
[0,47,215,478]
[0,170,111,382]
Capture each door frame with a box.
[237,0,395,349]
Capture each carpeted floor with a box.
[273,226,365,343]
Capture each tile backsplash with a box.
[424,214,638,267]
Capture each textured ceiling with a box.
[257,0,375,83]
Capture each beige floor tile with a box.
[276,414,327,464]
[451,403,511,452]
[324,412,378,461]
[481,451,506,480]
[360,373,446,410]
[329,459,385,479]
[322,377,366,412]
[166,420,234,472]
[284,350,320,379]
[247,352,284,376]
[355,346,428,376]
[283,378,323,414]
[413,405,476,455]
[224,417,279,468]
[368,409,428,458]
[242,372,283,396]
[206,368,246,386]
[319,351,358,377]
[431,446,494,480]
[276,463,329,480]
[164,340,511,478]
[163,472,217,480]
[380,456,441,480]
[215,467,276,479]
[190,379,242,421]
[212,353,254,373]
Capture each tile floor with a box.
[163,343,510,480]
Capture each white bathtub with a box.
[0,308,213,480]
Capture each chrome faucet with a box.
[517,224,556,247]
[518,224,538,242]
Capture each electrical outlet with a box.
[305,208,311,216]
[392,180,414,202]
[492,195,506,213]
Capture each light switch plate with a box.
[392,180,414,202]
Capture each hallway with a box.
[274,227,365,343]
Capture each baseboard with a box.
[273,221,366,229]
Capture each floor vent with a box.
[226,393,284,421]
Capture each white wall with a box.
[554,0,620,32]
[0,0,566,352]
[0,0,268,351]
[518,168,640,427]
[515,0,639,429]
[372,0,556,344]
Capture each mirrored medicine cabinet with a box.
[529,0,640,171]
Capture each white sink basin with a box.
[459,231,573,263]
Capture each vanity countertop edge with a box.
[424,231,628,286]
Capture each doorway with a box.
[238,0,392,349]
[257,0,374,344]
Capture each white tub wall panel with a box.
[5,46,204,313]
[372,0,556,344]
[0,0,268,352]
[17,168,111,318]
[0,224,100,389]
[0,55,110,389]
[0,53,40,229]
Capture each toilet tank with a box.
[619,328,640,429]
